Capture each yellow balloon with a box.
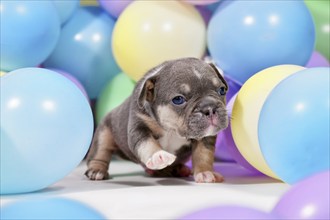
[112,1,206,81]
[0,71,6,77]
[80,0,98,6]
[231,65,306,179]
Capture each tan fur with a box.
[192,141,215,175]
[137,113,164,137]
[180,83,191,94]
[87,127,116,168]
[157,105,185,132]
[212,77,220,87]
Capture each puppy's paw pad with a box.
[85,169,109,181]
[146,150,176,170]
[194,171,224,183]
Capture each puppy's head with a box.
[137,57,228,140]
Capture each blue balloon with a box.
[52,0,79,25]
[207,1,315,84]
[0,1,60,71]
[258,67,330,184]
[0,68,94,194]
[43,7,120,99]
[1,198,105,219]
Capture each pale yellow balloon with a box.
[231,65,306,179]
[80,0,98,6]
[112,1,206,81]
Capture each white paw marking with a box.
[194,171,224,183]
[146,150,176,170]
[95,171,105,180]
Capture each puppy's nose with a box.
[201,106,217,117]
[198,97,218,117]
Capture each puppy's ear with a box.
[138,78,156,108]
[208,63,228,90]
[137,65,164,109]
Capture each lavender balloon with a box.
[180,205,277,220]
[216,94,261,173]
[273,171,330,219]
[224,75,242,101]
[51,69,89,100]
[215,75,242,161]
[98,0,132,18]
[196,6,212,25]
[306,51,330,68]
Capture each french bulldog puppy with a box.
[85,57,229,183]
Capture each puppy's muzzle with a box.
[194,96,220,116]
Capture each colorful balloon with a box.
[184,0,220,5]
[0,68,93,194]
[98,0,132,18]
[231,65,305,179]
[112,1,206,81]
[215,75,242,162]
[258,67,330,184]
[306,51,330,68]
[52,0,79,25]
[217,94,261,173]
[1,198,105,219]
[51,69,89,100]
[0,1,60,71]
[208,1,315,84]
[80,0,98,6]
[305,0,330,60]
[96,72,135,124]
[273,171,330,219]
[224,75,242,102]
[44,7,120,99]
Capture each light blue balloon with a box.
[1,198,105,219]
[52,0,79,25]
[0,0,60,71]
[0,68,94,194]
[43,7,120,99]
[258,67,330,184]
[207,0,315,84]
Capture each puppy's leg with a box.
[192,137,224,183]
[136,137,177,170]
[85,124,117,180]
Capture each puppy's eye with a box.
[218,87,226,96]
[172,96,186,105]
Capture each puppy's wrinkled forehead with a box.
[156,58,223,94]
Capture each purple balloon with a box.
[179,205,277,220]
[306,51,330,68]
[216,94,261,174]
[224,74,242,101]
[51,69,89,100]
[195,6,212,25]
[98,0,132,18]
[215,131,235,162]
[273,171,330,219]
[215,75,242,162]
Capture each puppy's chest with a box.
[157,131,190,155]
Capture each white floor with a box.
[0,160,290,219]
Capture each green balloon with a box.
[305,0,330,60]
[96,72,135,124]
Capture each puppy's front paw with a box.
[194,171,224,183]
[146,150,176,170]
[85,168,109,181]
